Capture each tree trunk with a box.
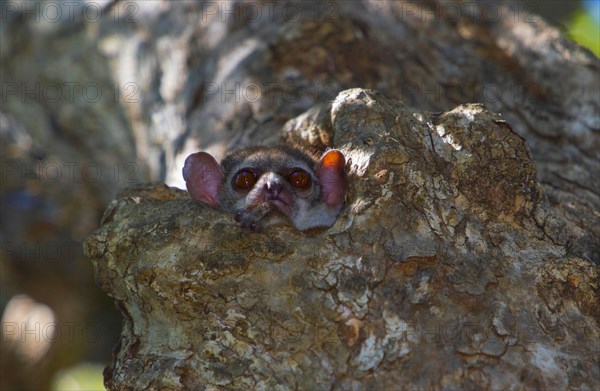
[3,0,598,389]
[86,85,598,389]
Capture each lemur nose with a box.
[265,181,282,195]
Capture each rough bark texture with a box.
[1,0,598,389]
[85,88,599,390]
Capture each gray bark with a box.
[1,0,598,389]
[86,88,598,389]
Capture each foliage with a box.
[567,2,600,56]
[51,363,105,391]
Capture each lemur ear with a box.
[317,150,346,208]
[183,152,223,207]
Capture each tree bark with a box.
[2,0,598,389]
[86,87,598,389]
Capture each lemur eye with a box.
[234,170,257,189]
[288,170,311,188]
